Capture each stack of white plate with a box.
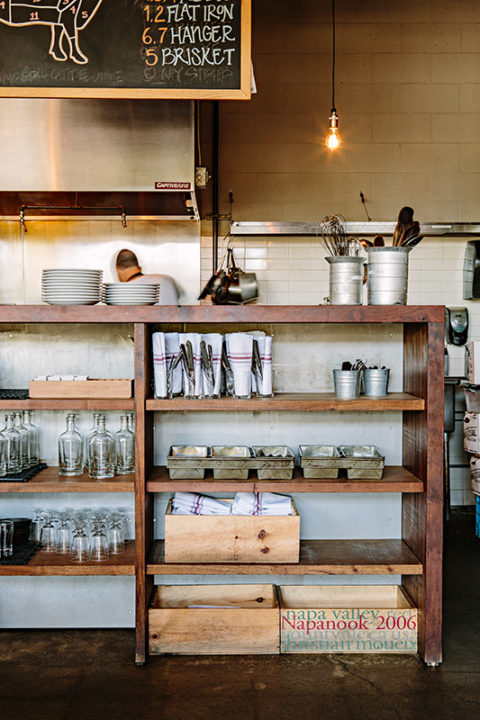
[103,283,159,306]
[42,269,102,305]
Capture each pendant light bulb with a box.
[326,108,340,151]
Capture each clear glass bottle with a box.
[14,411,30,470]
[88,415,115,479]
[114,415,135,474]
[58,414,84,477]
[0,432,6,477]
[3,413,22,474]
[84,413,101,471]
[23,410,40,467]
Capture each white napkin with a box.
[226,333,253,398]
[202,333,223,397]
[152,332,167,398]
[249,332,273,396]
[171,492,232,516]
[231,492,293,516]
[179,333,203,397]
[165,332,182,396]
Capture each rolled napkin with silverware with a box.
[225,332,254,399]
[248,332,273,397]
[171,492,232,516]
[231,492,293,516]
[152,332,167,398]
[179,333,202,398]
[201,333,223,398]
[165,332,183,397]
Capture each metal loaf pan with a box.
[338,445,385,479]
[211,446,254,479]
[252,446,295,480]
[166,446,210,479]
[298,445,342,479]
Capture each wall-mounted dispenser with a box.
[464,240,480,299]
[446,307,469,346]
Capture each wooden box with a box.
[279,585,417,654]
[29,379,133,399]
[149,584,280,655]
[164,499,300,563]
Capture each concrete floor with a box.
[1,508,479,720]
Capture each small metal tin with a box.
[211,446,253,479]
[166,446,210,479]
[299,445,342,479]
[252,446,295,480]
[338,445,385,479]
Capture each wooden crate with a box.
[164,499,300,563]
[29,379,133,399]
[279,585,417,654]
[149,584,280,655]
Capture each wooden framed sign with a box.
[0,0,251,99]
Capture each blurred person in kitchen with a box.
[115,248,180,305]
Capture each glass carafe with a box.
[58,414,84,477]
[23,410,40,467]
[114,415,135,474]
[88,415,115,479]
[3,414,22,474]
[14,411,30,470]
[84,413,101,471]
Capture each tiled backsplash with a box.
[201,233,476,506]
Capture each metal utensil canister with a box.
[325,256,364,305]
[363,368,390,397]
[367,247,409,305]
[333,369,362,399]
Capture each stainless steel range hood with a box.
[0,98,198,221]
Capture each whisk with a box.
[317,214,361,256]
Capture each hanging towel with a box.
[171,492,232,516]
[231,492,293,516]
[152,332,167,398]
[226,333,253,398]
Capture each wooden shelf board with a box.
[146,392,424,412]
[0,542,136,576]
[0,399,134,410]
[0,305,445,324]
[0,467,134,493]
[147,465,423,494]
[147,539,423,576]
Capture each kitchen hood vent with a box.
[0,99,199,221]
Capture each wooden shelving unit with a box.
[0,467,134,493]
[0,543,136,576]
[147,465,424,494]
[147,539,423,576]
[0,305,444,667]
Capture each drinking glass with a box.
[0,519,14,557]
[58,414,84,477]
[88,415,115,479]
[14,411,30,470]
[23,410,40,467]
[114,416,135,474]
[40,513,56,552]
[89,525,109,561]
[55,515,71,554]
[30,508,45,542]
[70,528,89,563]
[108,517,125,554]
[3,414,22,474]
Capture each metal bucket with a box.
[333,369,362,399]
[326,256,364,305]
[367,247,409,305]
[363,368,390,397]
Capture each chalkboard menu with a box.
[0,0,251,99]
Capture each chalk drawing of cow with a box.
[0,0,104,64]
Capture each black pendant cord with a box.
[331,0,336,112]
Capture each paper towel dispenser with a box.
[446,307,469,346]
[464,240,480,299]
